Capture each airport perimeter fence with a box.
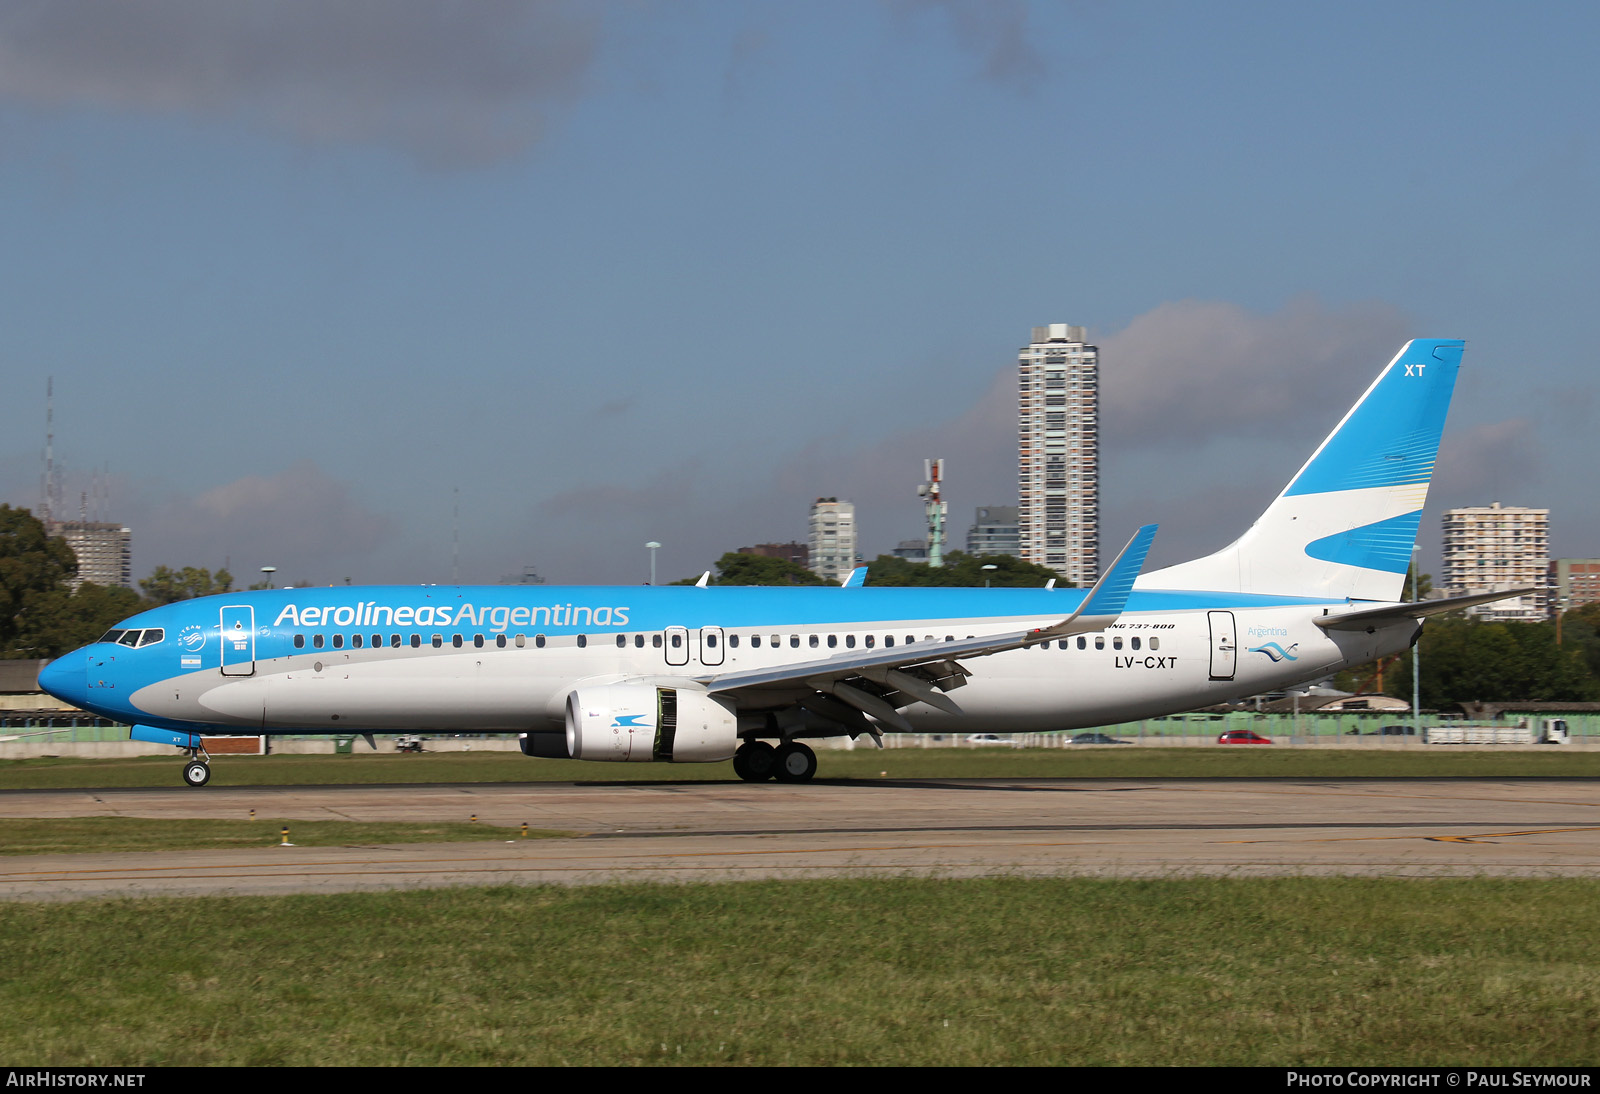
[901,709,1600,748]
[5,710,1599,751]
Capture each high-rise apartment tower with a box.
[1018,324,1098,585]
[1441,502,1549,622]
[808,498,856,583]
[48,521,133,590]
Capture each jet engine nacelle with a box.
[564,684,738,763]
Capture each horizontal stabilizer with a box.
[1314,588,1536,631]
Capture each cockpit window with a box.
[136,629,164,647]
[99,629,126,645]
[117,630,142,647]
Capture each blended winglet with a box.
[1080,524,1157,617]
[1036,524,1157,638]
[840,566,868,588]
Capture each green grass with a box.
[2,877,1596,1066]
[3,747,1600,790]
[0,817,566,856]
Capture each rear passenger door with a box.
[1207,611,1236,681]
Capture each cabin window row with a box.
[1031,635,1159,651]
[293,632,552,650]
[287,631,1157,653]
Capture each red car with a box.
[1217,730,1272,745]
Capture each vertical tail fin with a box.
[1139,339,1463,601]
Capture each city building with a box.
[1018,323,1098,584]
[1548,559,1600,617]
[1440,502,1549,622]
[891,540,929,564]
[966,505,1020,558]
[808,498,857,583]
[738,542,810,569]
[47,521,132,591]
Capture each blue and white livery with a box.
[38,339,1523,786]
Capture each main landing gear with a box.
[733,740,817,783]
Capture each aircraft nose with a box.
[37,648,88,707]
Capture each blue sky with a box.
[1,0,1595,587]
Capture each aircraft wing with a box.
[1313,587,1537,632]
[695,526,1157,733]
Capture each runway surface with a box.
[2,777,1597,900]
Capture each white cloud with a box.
[507,297,1435,582]
[1099,296,1414,447]
[135,461,392,580]
[887,0,1047,92]
[1432,418,1541,508]
[0,0,601,167]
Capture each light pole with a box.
[260,566,277,589]
[1412,546,1421,740]
[645,542,661,585]
[982,564,998,588]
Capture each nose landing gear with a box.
[181,741,212,787]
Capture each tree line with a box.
[1349,606,1600,710]
[674,551,1069,588]
[1,505,238,659]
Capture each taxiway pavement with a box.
[1,777,1596,900]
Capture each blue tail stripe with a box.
[1284,339,1462,497]
[1303,510,1422,574]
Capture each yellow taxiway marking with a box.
[1221,825,1600,846]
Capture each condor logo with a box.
[1249,641,1300,663]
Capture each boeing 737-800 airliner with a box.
[38,339,1523,786]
